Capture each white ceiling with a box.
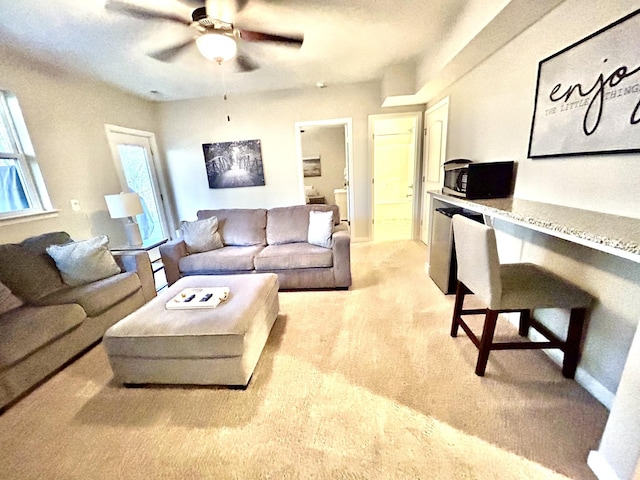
[0,0,564,103]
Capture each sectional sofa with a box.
[160,204,352,290]
[0,232,156,411]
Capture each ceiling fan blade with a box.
[235,0,249,14]
[239,29,303,47]
[234,53,259,72]
[148,38,195,62]
[104,0,192,26]
[180,0,205,7]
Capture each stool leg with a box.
[475,309,499,376]
[562,308,586,378]
[518,309,531,337]
[451,281,466,337]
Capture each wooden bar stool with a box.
[450,215,592,378]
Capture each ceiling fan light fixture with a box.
[196,33,237,63]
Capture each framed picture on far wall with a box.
[303,157,321,177]
[528,8,640,158]
[202,139,265,189]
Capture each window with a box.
[0,90,52,219]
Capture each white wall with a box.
[0,44,158,246]
[156,83,418,241]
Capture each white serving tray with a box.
[165,287,230,310]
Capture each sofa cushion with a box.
[180,245,264,273]
[46,235,121,287]
[21,231,72,254]
[0,244,65,302]
[266,205,339,245]
[197,209,267,246]
[181,216,224,253]
[0,280,23,315]
[255,243,333,271]
[34,271,141,317]
[0,304,86,369]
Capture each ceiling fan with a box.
[104,0,304,72]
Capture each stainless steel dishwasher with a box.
[429,207,484,294]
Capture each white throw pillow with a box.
[181,216,224,254]
[308,210,334,248]
[46,235,121,287]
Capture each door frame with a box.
[368,111,423,241]
[421,97,449,246]
[104,124,175,239]
[294,118,354,224]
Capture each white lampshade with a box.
[196,33,237,63]
[104,192,143,219]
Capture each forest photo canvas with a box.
[202,139,266,189]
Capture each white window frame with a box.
[0,90,54,223]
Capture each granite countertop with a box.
[429,192,640,262]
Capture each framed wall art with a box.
[202,139,265,189]
[302,157,322,177]
[528,8,640,158]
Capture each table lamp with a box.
[104,192,144,246]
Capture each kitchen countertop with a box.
[429,191,640,263]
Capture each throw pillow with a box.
[181,216,224,254]
[0,280,23,316]
[46,235,122,287]
[308,210,334,248]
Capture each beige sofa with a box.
[160,204,352,290]
[0,232,156,411]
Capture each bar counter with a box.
[429,191,640,263]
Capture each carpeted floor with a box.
[0,241,608,479]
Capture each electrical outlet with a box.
[70,199,81,212]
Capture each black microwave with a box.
[442,159,514,199]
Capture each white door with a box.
[371,113,420,242]
[105,125,172,244]
[421,98,449,245]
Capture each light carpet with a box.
[0,241,608,479]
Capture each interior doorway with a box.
[294,118,354,224]
[369,112,422,242]
[421,97,449,245]
[105,124,173,244]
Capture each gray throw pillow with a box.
[46,235,122,286]
[0,280,23,315]
[308,210,333,248]
[181,216,224,254]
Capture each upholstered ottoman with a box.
[103,273,279,387]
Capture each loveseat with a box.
[0,232,156,411]
[160,204,351,290]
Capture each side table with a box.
[110,238,168,292]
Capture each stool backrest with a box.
[452,215,502,307]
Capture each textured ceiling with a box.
[0,0,480,101]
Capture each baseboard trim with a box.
[504,313,615,410]
[587,450,621,480]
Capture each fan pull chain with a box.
[220,64,231,122]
